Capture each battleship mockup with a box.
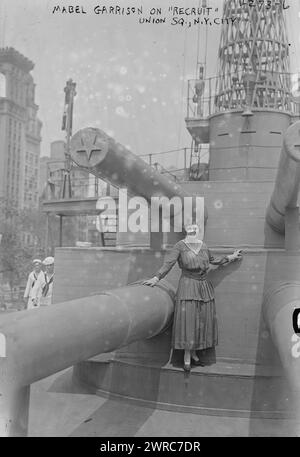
[1,0,300,437]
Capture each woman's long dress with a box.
[156,240,229,350]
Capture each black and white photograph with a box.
[0,0,300,442]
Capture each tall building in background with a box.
[0,47,42,209]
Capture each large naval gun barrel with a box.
[0,281,175,436]
[69,127,207,237]
[70,127,191,201]
[266,121,300,234]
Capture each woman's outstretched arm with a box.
[156,242,181,280]
[143,242,181,286]
[209,249,243,266]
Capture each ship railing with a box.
[187,71,300,119]
[140,147,191,181]
[43,159,116,201]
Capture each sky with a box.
[1,0,300,170]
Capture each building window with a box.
[0,73,6,97]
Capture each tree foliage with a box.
[0,198,47,288]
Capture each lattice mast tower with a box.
[215,0,292,112]
[186,0,297,182]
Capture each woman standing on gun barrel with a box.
[144,223,243,372]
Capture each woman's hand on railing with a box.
[143,276,160,287]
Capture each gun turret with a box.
[266,121,300,234]
[263,122,300,432]
[263,282,300,433]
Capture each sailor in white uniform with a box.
[23,259,43,309]
[33,256,55,307]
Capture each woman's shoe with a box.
[191,358,205,367]
[183,363,191,372]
